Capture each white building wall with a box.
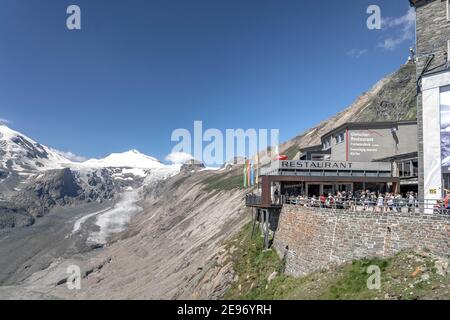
[422,70,450,210]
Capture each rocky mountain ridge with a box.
[0,124,181,230]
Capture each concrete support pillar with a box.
[264,209,270,250]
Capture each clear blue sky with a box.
[0,0,415,162]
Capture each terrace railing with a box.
[282,196,450,215]
[245,193,450,215]
[245,194,262,206]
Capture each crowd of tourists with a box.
[284,190,420,213]
[247,188,450,214]
[434,194,450,214]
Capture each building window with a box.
[311,154,324,161]
[399,162,404,177]
[398,159,418,178]
[323,137,331,150]
[412,160,419,176]
[311,154,331,161]
[404,161,411,177]
[335,132,345,144]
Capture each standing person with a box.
[348,191,356,211]
[395,193,402,212]
[325,193,331,208]
[370,192,377,212]
[361,192,368,211]
[342,191,348,210]
[298,194,305,206]
[384,193,389,212]
[274,188,280,205]
[364,190,370,211]
[444,193,450,214]
[407,192,415,213]
[328,193,335,209]
[434,199,444,214]
[319,194,326,208]
[387,193,395,212]
[311,195,317,207]
[377,194,384,212]
[336,192,343,209]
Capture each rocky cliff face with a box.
[11,169,82,218]
[0,204,32,230]
[50,169,248,299]
[1,167,151,230]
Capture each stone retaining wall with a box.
[273,205,450,277]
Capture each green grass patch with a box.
[202,170,244,192]
[171,175,190,189]
[224,223,286,300]
[318,257,389,300]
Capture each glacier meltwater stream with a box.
[72,190,143,244]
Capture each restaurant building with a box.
[247,120,418,209]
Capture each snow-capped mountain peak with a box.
[81,149,165,169]
[0,124,180,196]
[0,124,73,172]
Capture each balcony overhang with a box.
[260,160,393,178]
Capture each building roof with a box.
[298,144,322,153]
[373,151,418,162]
[409,0,434,8]
[320,120,418,141]
[423,64,450,77]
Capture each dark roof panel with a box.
[409,0,435,8]
[298,144,323,152]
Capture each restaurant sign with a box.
[278,160,391,171]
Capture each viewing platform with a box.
[245,194,283,209]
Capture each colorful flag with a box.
[246,160,251,187]
[250,161,254,186]
[254,154,259,187]
[243,163,247,188]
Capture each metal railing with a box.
[245,194,262,206]
[282,196,450,215]
[246,193,450,215]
